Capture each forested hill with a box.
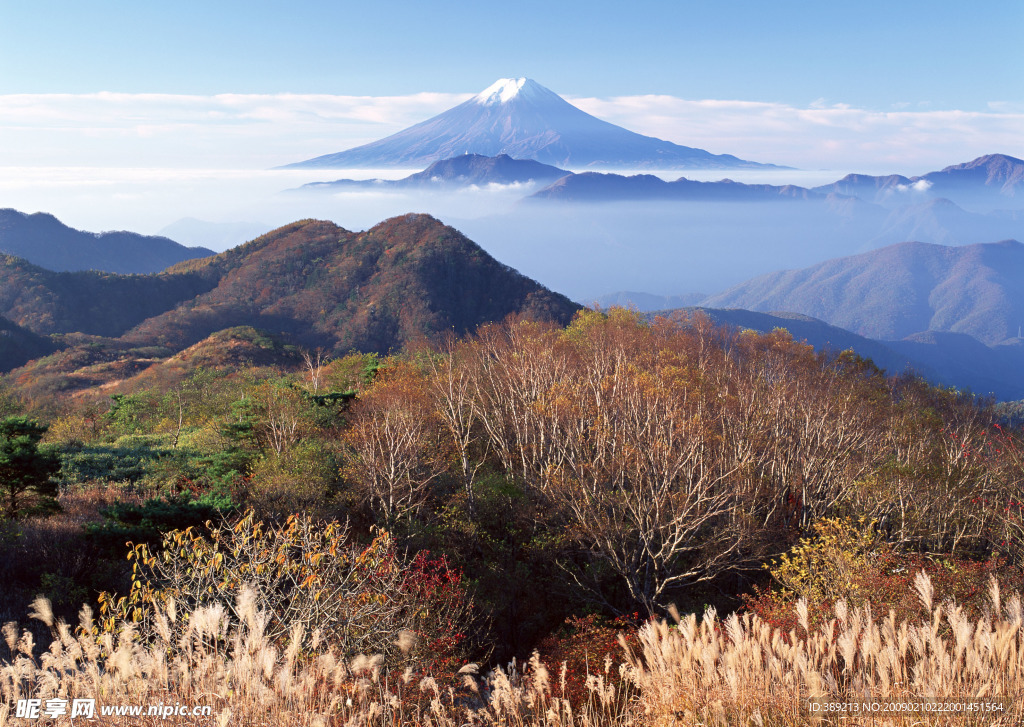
[0,254,216,337]
[1,214,579,358]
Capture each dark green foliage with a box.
[106,392,158,437]
[56,444,168,486]
[416,472,579,661]
[0,417,60,519]
[86,493,235,554]
[56,441,250,498]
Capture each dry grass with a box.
[1,572,1021,726]
[624,576,1024,726]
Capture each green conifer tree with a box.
[0,417,60,519]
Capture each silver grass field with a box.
[2,570,1021,726]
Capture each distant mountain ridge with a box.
[285,78,781,171]
[529,172,824,202]
[702,239,1024,345]
[0,253,216,337]
[812,154,1024,212]
[130,214,580,353]
[0,209,214,274]
[300,154,569,192]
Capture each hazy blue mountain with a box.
[593,291,706,310]
[870,198,1024,247]
[813,154,1024,212]
[529,172,822,202]
[450,198,894,304]
[701,239,1024,345]
[887,332,1024,400]
[526,157,1024,232]
[299,154,570,191]
[921,154,1024,207]
[0,209,214,274]
[284,78,782,171]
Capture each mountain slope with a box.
[701,239,1024,345]
[886,332,1024,400]
[300,154,569,192]
[871,198,1024,247]
[0,209,214,274]
[922,154,1024,201]
[0,316,57,372]
[285,78,779,171]
[128,214,581,353]
[0,254,217,337]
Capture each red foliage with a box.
[535,613,640,708]
[400,551,475,677]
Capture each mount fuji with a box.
[285,78,783,171]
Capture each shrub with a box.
[745,516,1024,634]
[535,613,639,709]
[84,493,234,555]
[98,511,476,672]
[769,516,887,605]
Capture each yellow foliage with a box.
[770,516,888,604]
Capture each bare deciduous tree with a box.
[343,364,449,523]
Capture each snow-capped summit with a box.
[475,77,534,105]
[286,78,782,170]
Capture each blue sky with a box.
[1,0,1022,236]
[1,0,1020,110]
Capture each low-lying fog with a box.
[4,165,1021,304]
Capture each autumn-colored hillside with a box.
[128,214,580,353]
[1,214,580,399]
[0,254,215,337]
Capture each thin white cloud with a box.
[0,91,1021,173]
[566,95,1024,172]
[0,92,470,167]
